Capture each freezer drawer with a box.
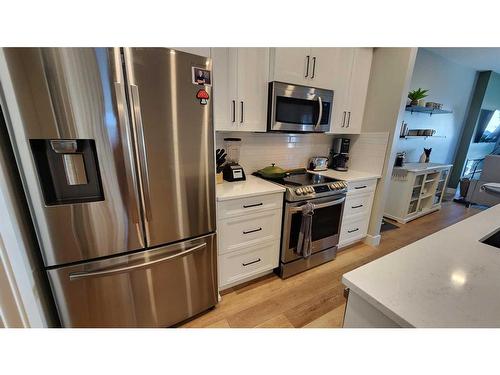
[47,234,217,327]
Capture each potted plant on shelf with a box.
[408,88,429,107]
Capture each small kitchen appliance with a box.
[329,138,350,171]
[222,137,246,182]
[256,171,347,278]
[308,156,329,171]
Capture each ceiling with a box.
[425,48,500,73]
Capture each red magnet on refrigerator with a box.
[196,89,209,105]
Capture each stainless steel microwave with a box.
[267,81,334,133]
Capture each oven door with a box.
[281,195,345,263]
[268,81,333,133]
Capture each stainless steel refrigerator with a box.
[3,48,217,327]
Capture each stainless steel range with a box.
[258,172,347,278]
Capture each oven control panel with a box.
[289,181,347,201]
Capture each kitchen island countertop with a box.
[216,175,285,201]
[342,204,500,327]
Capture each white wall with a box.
[395,48,476,164]
[362,48,418,242]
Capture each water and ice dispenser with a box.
[30,139,104,205]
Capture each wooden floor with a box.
[181,201,481,328]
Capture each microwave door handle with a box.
[315,96,323,129]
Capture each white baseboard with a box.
[364,234,381,247]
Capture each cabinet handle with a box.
[354,185,367,190]
[243,202,263,208]
[240,101,244,124]
[346,111,351,127]
[341,111,346,127]
[311,56,316,79]
[348,228,359,233]
[242,258,261,267]
[242,227,262,235]
[232,100,236,123]
[305,55,310,78]
[351,204,363,209]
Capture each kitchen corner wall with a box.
[216,131,389,175]
[395,48,477,164]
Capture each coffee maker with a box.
[329,138,350,171]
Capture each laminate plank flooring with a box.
[181,202,481,328]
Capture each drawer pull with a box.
[351,204,363,209]
[347,228,359,233]
[242,227,262,235]
[243,202,263,208]
[242,258,261,267]
[354,185,367,190]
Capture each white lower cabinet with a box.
[339,178,377,248]
[217,192,283,290]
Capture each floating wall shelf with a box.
[400,135,447,140]
[405,106,453,116]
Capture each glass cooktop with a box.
[263,172,341,187]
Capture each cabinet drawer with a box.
[217,193,283,219]
[340,216,369,244]
[347,179,377,195]
[218,209,282,255]
[343,192,374,219]
[218,241,279,288]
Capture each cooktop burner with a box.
[276,172,341,187]
[256,172,347,202]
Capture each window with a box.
[474,109,500,143]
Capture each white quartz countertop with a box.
[216,175,285,201]
[342,204,500,327]
[312,169,381,182]
[394,162,453,172]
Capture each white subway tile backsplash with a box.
[216,132,334,173]
[215,131,389,176]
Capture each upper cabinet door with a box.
[321,48,355,133]
[212,48,238,131]
[237,48,269,132]
[344,48,373,134]
[271,48,311,85]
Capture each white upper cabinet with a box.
[212,48,269,132]
[329,48,373,135]
[270,48,311,85]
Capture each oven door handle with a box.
[314,96,323,129]
[290,197,345,213]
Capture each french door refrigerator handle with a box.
[113,82,141,226]
[311,56,316,79]
[129,83,153,222]
[305,55,310,78]
[232,100,236,123]
[341,111,346,127]
[68,243,207,281]
[347,111,351,127]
